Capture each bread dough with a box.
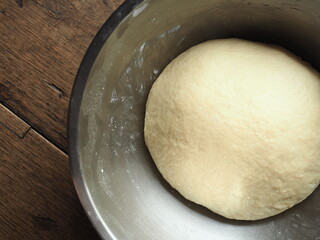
[144,38,320,220]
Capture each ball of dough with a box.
[144,38,320,220]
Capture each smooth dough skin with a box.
[144,38,320,220]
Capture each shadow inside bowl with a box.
[145,143,320,228]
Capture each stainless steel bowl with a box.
[68,0,320,239]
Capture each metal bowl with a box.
[68,0,320,239]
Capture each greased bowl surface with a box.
[68,0,320,239]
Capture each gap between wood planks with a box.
[0,103,67,155]
[0,102,99,239]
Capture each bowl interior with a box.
[78,0,320,239]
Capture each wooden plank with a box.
[0,0,124,151]
[0,104,30,138]
[0,106,100,239]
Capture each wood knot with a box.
[32,216,56,231]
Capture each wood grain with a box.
[0,0,124,151]
[0,104,100,240]
[0,0,126,238]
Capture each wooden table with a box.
[0,0,124,239]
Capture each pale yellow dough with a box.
[144,38,320,220]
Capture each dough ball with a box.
[144,38,320,220]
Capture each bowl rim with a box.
[67,0,144,239]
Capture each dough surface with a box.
[144,38,320,220]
